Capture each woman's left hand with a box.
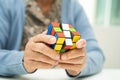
[59,39,86,76]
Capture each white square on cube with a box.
[63,31,71,38]
[62,24,69,30]
[65,39,73,46]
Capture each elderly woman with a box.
[0,0,105,78]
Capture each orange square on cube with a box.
[72,32,80,36]
[52,22,60,27]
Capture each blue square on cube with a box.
[54,33,58,39]
[47,23,53,35]
[50,44,55,49]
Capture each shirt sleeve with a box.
[66,0,105,78]
[0,50,28,76]
[0,0,28,76]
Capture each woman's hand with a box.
[59,39,86,76]
[23,32,60,73]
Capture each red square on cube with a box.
[57,32,65,38]
[72,32,80,36]
[51,28,55,36]
[64,46,72,50]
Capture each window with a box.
[96,0,120,26]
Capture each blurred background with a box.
[79,0,120,68]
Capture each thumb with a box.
[76,39,87,49]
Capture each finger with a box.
[76,39,87,49]
[42,30,48,35]
[31,61,54,69]
[61,48,86,60]
[30,34,56,44]
[59,57,85,64]
[31,42,60,60]
[28,51,58,65]
[58,63,84,71]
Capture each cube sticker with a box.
[65,39,73,46]
[61,24,69,30]
[70,28,76,32]
[63,31,71,38]
[71,43,76,49]
[53,27,62,32]
[54,45,62,51]
[52,22,60,27]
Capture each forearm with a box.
[0,50,27,76]
[79,42,105,77]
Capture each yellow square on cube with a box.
[54,45,62,51]
[56,38,65,44]
[73,36,80,42]
[71,43,76,49]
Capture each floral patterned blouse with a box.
[20,0,61,50]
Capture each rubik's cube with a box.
[47,22,81,53]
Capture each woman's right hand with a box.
[23,32,60,73]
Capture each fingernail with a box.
[81,41,85,45]
[77,40,85,48]
[50,37,56,43]
[62,56,67,60]
[81,41,86,47]
[76,42,82,48]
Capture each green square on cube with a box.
[60,49,66,53]
[70,28,76,32]
[54,27,62,32]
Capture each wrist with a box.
[23,59,37,73]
